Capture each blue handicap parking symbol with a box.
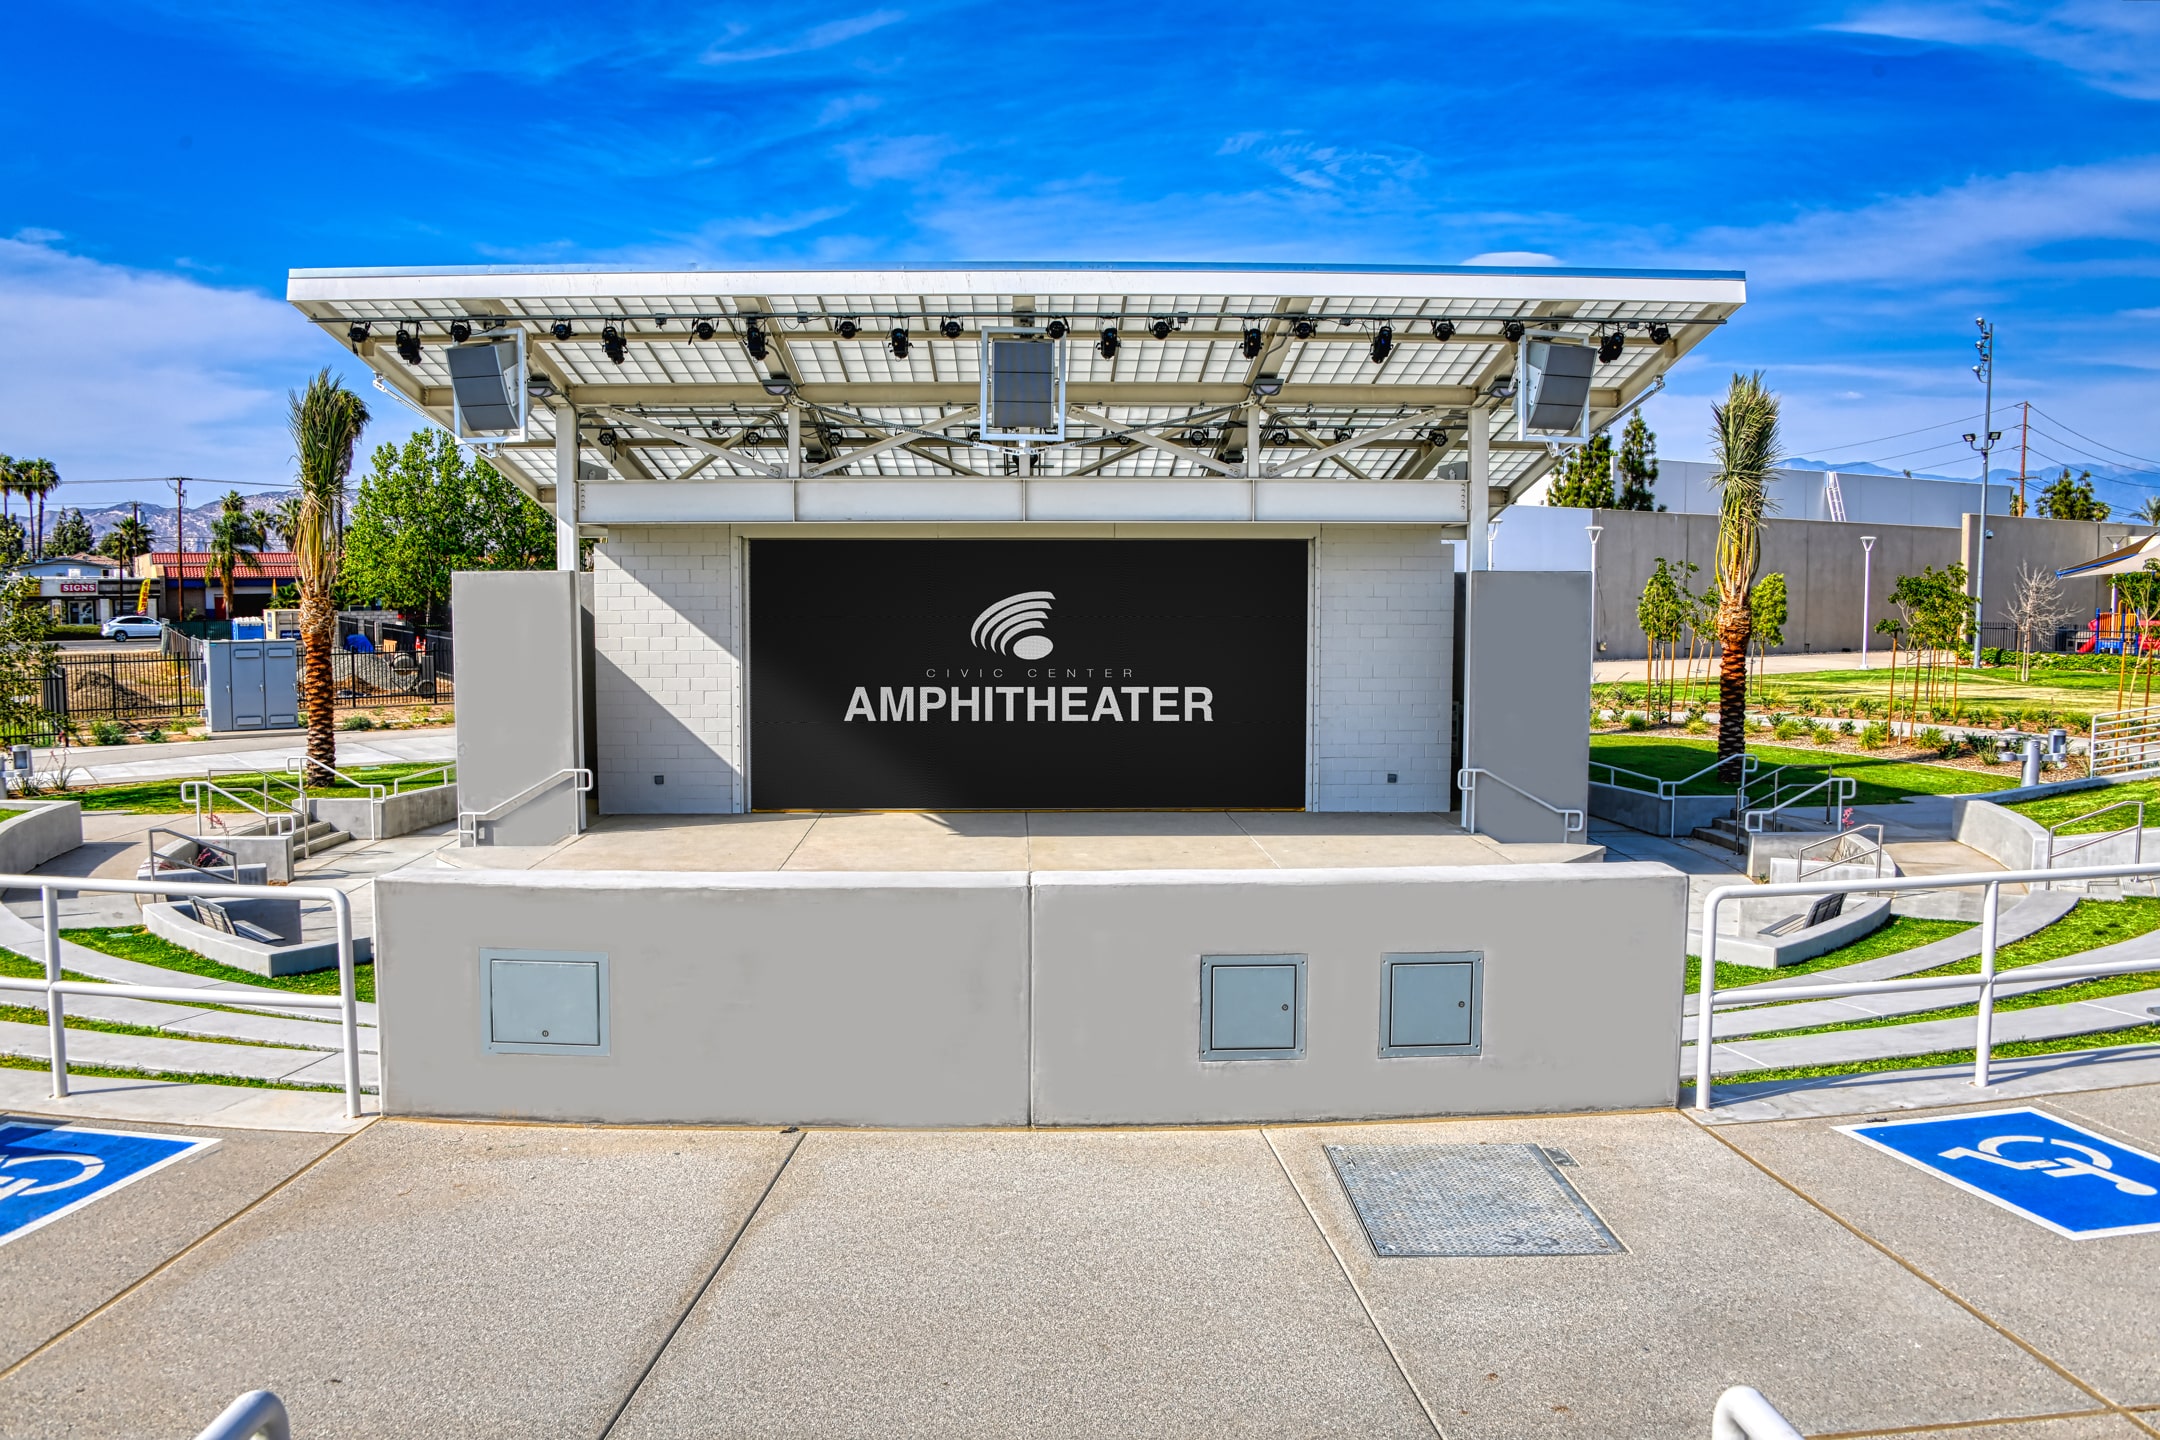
[1842,1107,2160,1240]
[0,1120,216,1247]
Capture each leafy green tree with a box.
[47,508,93,557]
[0,577,57,740]
[1748,572,1787,687]
[342,427,558,627]
[1614,413,1660,511]
[2039,468,2109,521]
[1637,557,1692,720]
[2137,494,2160,527]
[0,515,25,568]
[99,513,153,564]
[207,490,264,618]
[1545,430,1614,508]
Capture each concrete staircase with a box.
[292,818,353,859]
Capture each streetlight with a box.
[1586,523,1604,681]
[1966,317,2001,667]
[1487,517,1503,571]
[1860,535,1877,668]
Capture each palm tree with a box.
[207,490,264,620]
[2138,495,2160,528]
[288,370,370,774]
[259,494,304,552]
[13,458,59,560]
[1710,372,1783,779]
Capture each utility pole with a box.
[2018,400,2030,517]
[1860,535,1877,668]
[1964,319,2001,667]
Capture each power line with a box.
[1804,410,1989,461]
[2022,417,2160,482]
[2026,404,2160,468]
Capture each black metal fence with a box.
[0,649,454,742]
[337,614,454,678]
[330,653,452,709]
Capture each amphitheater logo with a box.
[969,590,1056,661]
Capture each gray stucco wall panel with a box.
[1466,571,1592,842]
[452,571,585,844]
[1028,862,1685,1125]
[375,869,1031,1127]
[0,802,81,876]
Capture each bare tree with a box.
[2005,561,2076,682]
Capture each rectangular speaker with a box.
[1523,340,1594,434]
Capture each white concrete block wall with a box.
[591,526,743,813]
[1311,526,1455,812]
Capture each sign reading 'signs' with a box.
[749,540,1308,809]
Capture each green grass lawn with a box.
[0,1052,322,1090]
[1687,915,1972,994]
[1591,735,2016,803]
[72,762,452,814]
[2008,781,2160,835]
[1684,1024,2160,1088]
[1764,661,2156,712]
[62,926,373,1004]
[0,944,315,1049]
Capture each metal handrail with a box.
[284,755,387,800]
[180,777,302,840]
[1794,823,1885,883]
[1694,859,2160,1110]
[1456,767,1586,842]
[458,767,594,847]
[2045,799,2145,872]
[196,1390,290,1440]
[388,762,454,795]
[1590,751,1756,800]
[1712,1385,1803,1440]
[143,826,241,884]
[0,873,362,1119]
[1743,774,1858,833]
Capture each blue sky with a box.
[3,0,2158,509]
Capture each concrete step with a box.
[1691,824,1747,854]
[293,819,352,858]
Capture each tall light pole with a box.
[1964,318,2001,667]
[1486,517,1503,571]
[1586,523,1604,682]
[1860,535,1877,668]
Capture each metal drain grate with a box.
[1326,1143,1623,1258]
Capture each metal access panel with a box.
[1200,955,1305,1060]
[1380,952,1483,1057]
[1327,1143,1623,1257]
[482,949,609,1055]
[204,640,298,733]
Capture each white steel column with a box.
[554,405,579,572]
[786,404,803,477]
[1467,406,1491,571]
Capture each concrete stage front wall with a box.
[589,524,1460,815]
[373,861,1684,1127]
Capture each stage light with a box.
[940,319,963,339]
[394,328,421,364]
[1045,318,1068,339]
[1647,322,1671,344]
[1097,326,1120,359]
[1427,427,1450,447]
[1370,325,1393,364]
[742,430,764,447]
[762,377,796,397]
[1334,427,1354,443]
[1186,428,1213,445]
[602,325,627,364]
[1292,318,1316,339]
[1431,318,1455,341]
[596,427,618,447]
[1252,374,1283,396]
[1597,329,1624,365]
[346,322,369,347]
[449,320,473,343]
[889,327,911,358]
[525,374,556,400]
[744,319,768,361]
[1242,327,1264,360]
[694,320,716,341]
[1150,319,1173,340]
[551,321,574,340]
[1502,319,1526,343]
[837,319,859,339]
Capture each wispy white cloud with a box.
[1832,0,2160,100]
[838,134,960,185]
[701,10,906,64]
[1463,251,1561,267]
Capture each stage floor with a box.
[442,810,1605,874]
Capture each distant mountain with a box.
[1785,456,2159,516]
[28,486,296,552]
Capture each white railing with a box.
[2045,799,2144,872]
[387,762,453,795]
[196,1390,289,1440]
[1457,767,1585,843]
[0,873,363,1120]
[1712,1385,1803,1440]
[458,768,593,847]
[2091,705,2160,776]
[1694,860,2160,1110]
[1742,773,1858,833]
[1590,751,1757,801]
[285,755,388,800]
[143,826,244,884]
[1793,823,1886,883]
[180,777,302,840]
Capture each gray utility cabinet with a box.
[204,639,299,733]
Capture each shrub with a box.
[1960,731,1989,756]
[339,713,376,732]
[1624,711,1649,731]
[1811,725,1836,746]
[141,726,164,743]
[90,721,126,746]
[1839,719,1857,735]
[1860,722,1890,750]
[1772,717,1804,741]
[1684,715,1709,735]
[1916,725,1946,752]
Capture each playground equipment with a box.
[2074,607,2158,656]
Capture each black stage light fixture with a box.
[525,374,556,400]
[1150,318,1173,340]
[596,427,618,447]
[449,320,473,344]
[602,325,627,364]
[1045,318,1068,339]
[1186,428,1213,445]
[1502,319,1526,343]
[394,327,421,364]
[744,319,768,361]
[551,320,574,340]
[889,327,912,358]
[1647,322,1672,344]
[742,429,764,447]
[1370,325,1393,364]
[693,320,716,341]
[1268,428,1291,446]
[1097,326,1120,359]
[837,318,859,339]
[1242,326,1264,359]
[1291,318,1317,339]
[1252,374,1283,396]
[345,321,370,347]
[1427,427,1450,447]
[1598,329,1625,365]
[940,318,963,339]
[1431,317,1456,341]
[1335,427,1355,443]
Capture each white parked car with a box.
[101,615,161,641]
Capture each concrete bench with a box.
[1715,891,1892,969]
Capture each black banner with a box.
[748,539,1307,809]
